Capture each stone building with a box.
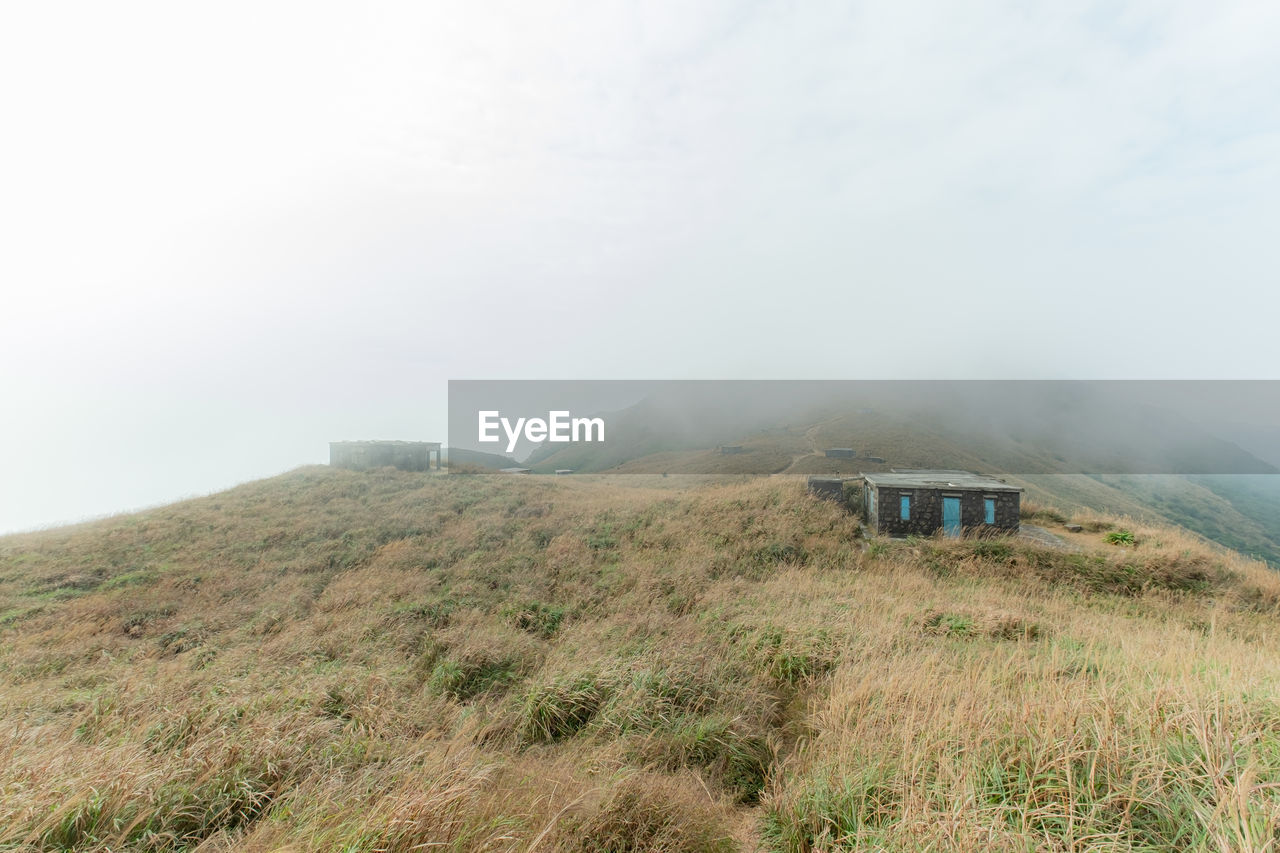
[807,476,852,502]
[862,469,1020,537]
[329,441,442,471]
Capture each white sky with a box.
[2,0,1278,532]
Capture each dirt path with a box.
[776,450,817,474]
[775,420,836,474]
[1018,524,1081,552]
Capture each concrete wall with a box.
[807,476,848,502]
[868,486,1019,536]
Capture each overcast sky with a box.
[2,0,1278,532]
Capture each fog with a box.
[3,2,1279,531]
[447,380,1280,474]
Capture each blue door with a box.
[942,496,962,537]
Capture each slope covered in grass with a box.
[2,468,1280,851]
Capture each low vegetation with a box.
[2,467,1279,850]
[1105,528,1137,546]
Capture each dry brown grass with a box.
[2,467,1279,850]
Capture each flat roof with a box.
[862,469,1021,491]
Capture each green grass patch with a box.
[1106,529,1137,546]
[101,568,160,590]
[762,768,901,851]
[641,714,772,803]
[429,654,520,701]
[519,673,610,742]
[502,601,567,639]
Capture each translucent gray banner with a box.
[446,380,1280,476]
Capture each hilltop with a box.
[2,468,1280,851]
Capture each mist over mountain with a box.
[510,382,1280,563]
[1199,422,1280,469]
[522,382,1276,475]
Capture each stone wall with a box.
[870,486,1019,536]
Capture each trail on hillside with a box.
[776,419,835,474]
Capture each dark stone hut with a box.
[807,476,852,503]
[862,469,1020,537]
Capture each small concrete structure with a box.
[554,469,574,475]
[330,440,441,471]
[808,475,855,503]
[862,469,1021,538]
[824,448,856,459]
[864,456,886,464]
[719,445,745,455]
[500,467,531,474]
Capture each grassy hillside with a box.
[3,469,1280,851]
[1186,475,1280,562]
[1009,474,1280,567]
